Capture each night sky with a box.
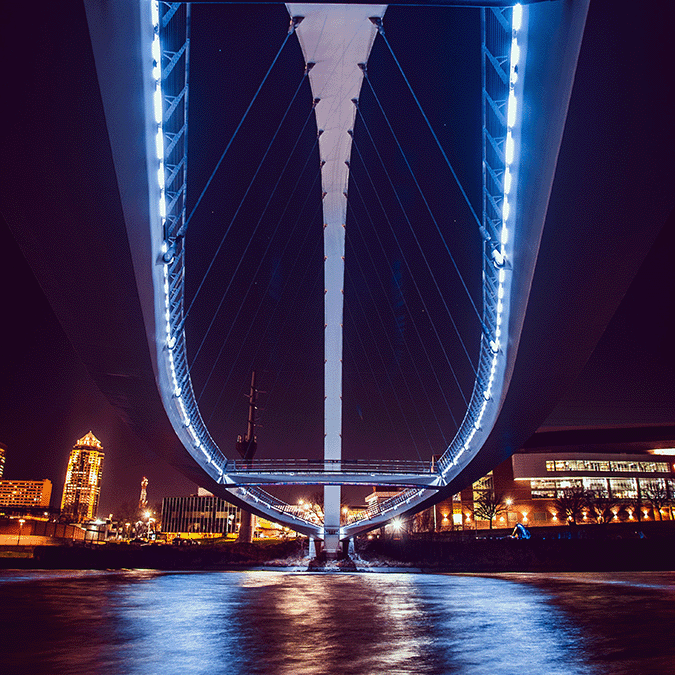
[1,1,674,515]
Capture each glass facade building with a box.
[161,495,240,538]
[415,444,675,531]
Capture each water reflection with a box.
[0,570,672,674]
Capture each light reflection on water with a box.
[0,569,673,675]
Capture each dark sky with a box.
[1,1,674,515]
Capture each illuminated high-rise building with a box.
[0,443,6,479]
[60,432,104,522]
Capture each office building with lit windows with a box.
[0,479,52,509]
[161,490,240,540]
[416,428,675,531]
[0,443,6,479]
[60,432,104,522]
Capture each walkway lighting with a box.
[153,86,163,123]
[507,91,517,128]
[504,167,512,194]
[510,40,520,67]
[155,129,164,159]
[152,35,161,63]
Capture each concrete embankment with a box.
[0,540,303,570]
[2,524,674,572]
[359,523,675,572]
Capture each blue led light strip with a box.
[149,1,319,531]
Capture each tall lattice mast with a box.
[139,476,148,511]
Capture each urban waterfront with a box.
[1,569,673,674]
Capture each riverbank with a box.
[0,539,304,570]
[361,521,675,572]
[1,523,673,572]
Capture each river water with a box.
[0,569,673,674]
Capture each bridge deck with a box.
[223,458,440,487]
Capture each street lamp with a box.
[390,518,403,536]
[17,519,25,546]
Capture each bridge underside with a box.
[3,1,675,539]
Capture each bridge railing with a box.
[346,488,426,525]
[153,2,521,535]
[226,458,435,474]
[156,2,230,477]
[234,486,321,525]
[434,4,517,477]
[153,3,314,532]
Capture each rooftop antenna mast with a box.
[236,371,258,462]
[138,476,148,511]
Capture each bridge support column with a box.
[323,484,341,559]
[238,510,254,544]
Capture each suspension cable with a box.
[374,21,482,229]
[226,160,324,404]
[206,179,324,425]
[261,258,324,434]
[348,168,461,427]
[218,235,324,430]
[343,314,409,457]
[180,26,296,328]
[185,75,309,364]
[198,157,321,403]
[352,122,476,380]
[362,74,485,332]
[344,272,424,460]
[345,204,441,455]
[181,25,295,235]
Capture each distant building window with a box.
[609,478,637,499]
[530,479,559,499]
[531,478,588,499]
[545,459,669,474]
[582,478,609,497]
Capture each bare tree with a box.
[554,487,586,525]
[642,481,672,521]
[584,491,619,524]
[473,491,507,529]
[412,507,434,533]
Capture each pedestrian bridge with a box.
[225,458,438,487]
[5,0,673,548]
